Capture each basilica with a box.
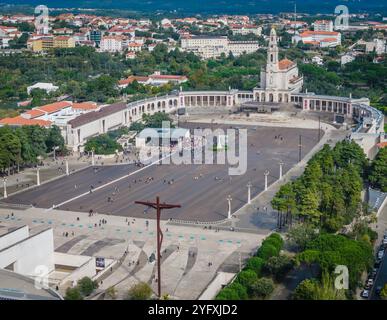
[253,28,303,103]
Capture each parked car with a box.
[383,238,387,246]
[367,278,374,287]
[378,250,384,260]
[375,259,382,268]
[370,269,377,279]
[375,286,383,296]
[361,290,370,298]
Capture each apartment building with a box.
[53,36,76,49]
[313,20,334,32]
[100,35,127,52]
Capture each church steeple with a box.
[267,27,279,69]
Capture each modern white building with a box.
[180,35,260,59]
[27,82,59,95]
[365,39,386,55]
[292,30,341,48]
[0,224,114,295]
[341,54,356,66]
[230,25,262,36]
[312,56,324,66]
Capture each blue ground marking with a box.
[127,230,131,233]
[33,219,38,223]
[70,224,75,227]
[88,225,93,229]
[17,218,21,221]
[138,231,142,234]
[10,217,15,220]
[236,240,241,244]
[149,232,154,235]
[179,235,184,239]
[190,235,195,240]
[40,220,44,223]
[116,229,121,232]
[47,220,52,224]
[218,239,224,243]
[166,233,171,237]
[61,223,66,226]
[200,236,206,240]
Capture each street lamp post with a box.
[264,170,269,191]
[3,177,7,198]
[279,161,284,180]
[227,194,232,219]
[247,181,252,204]
[36,167,40,186]
[298,135,302,163]
[134,197,181,298]
[53,146,59,161]
[65,159,69,176]
[91,148,95,166]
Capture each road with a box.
[370,204,387,300]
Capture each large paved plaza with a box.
[0,207,263,299]
[2,124,319,223]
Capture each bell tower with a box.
[264,27,279,90]
[267,27,279,72]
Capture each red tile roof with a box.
[0,116,51,127]
[37,101,72,114]
[299,31,339,37]
[72,102,98,110]
[278,58,295,70]
[23,109,45,118]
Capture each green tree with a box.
[292,279,319,300]
[106,286,117,300]
[227,282,248,300]
[257,244,279,260]
[245,257,265,277]
[46,125,66,153]
[64,287,83,300]
[127,282,153,300]
[215,287,240,300]
[368,148,387,192]
[77,277,98,296]
[236,269,257,288]
[380,283,387,300]
[249,277,274,299]
[263,255,294,280]
[287,223,318,251]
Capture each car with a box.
[367,278,374,287]
[375,259,382,268]
[370,270,377,279]
[378,250,384,260]
[361,290,370,298]
[375,286,383,296]
[383,238,387,246]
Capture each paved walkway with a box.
[204,117,349,232]
[0,206,263,300]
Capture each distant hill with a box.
[3,0,387,15]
